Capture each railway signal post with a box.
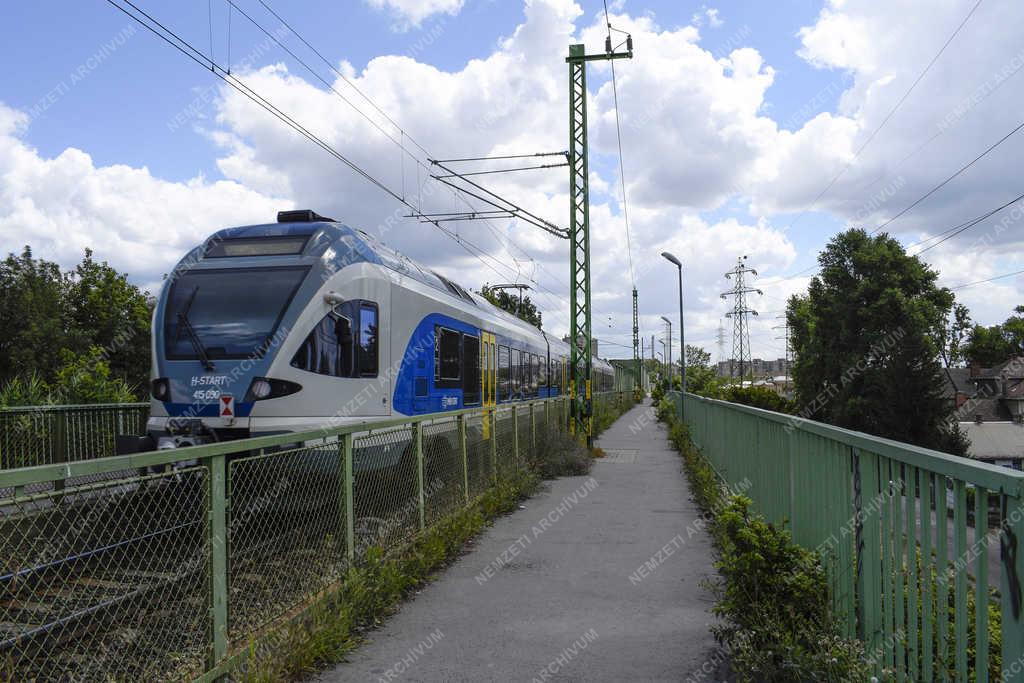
[566,40,632,447]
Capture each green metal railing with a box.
[0,402,149,470]
[674,391,1024,682]
[0,392,632,681]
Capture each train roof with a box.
[194,213,566,348]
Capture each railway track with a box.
[0,453,436,682]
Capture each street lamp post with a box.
[661,252,685,420]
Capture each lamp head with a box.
[660,251,681,268]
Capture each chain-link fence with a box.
[0,397,574,681]
[0,468,210,681]
[0,403,148,470]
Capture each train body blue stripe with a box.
[392,313,561,417]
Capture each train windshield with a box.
[163,267,308,360]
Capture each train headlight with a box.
[245,377,302,402]
[250,378,272,400]
[151,378,170,401]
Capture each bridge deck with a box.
[317,401,724,682]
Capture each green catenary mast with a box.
[566,40,632,447]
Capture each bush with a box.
[527,430,593,478]
[661,410,869,682]
[718,385,796,414]
[0,372,55,407]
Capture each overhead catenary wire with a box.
[250,0,570,282]
[115,0,575,312]
[603,0,636,288]
[104,0,550,297]
[224,0,569,299]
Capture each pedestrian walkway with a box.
[317,401,723,682]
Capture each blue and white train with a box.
[127,210,614,452]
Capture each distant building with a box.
[944,357,1024,468]
[716,357,792,378]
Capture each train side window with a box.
[498,345,510,401]
[357,303,378,377]
[511,349,522,398]
[435,326,461,388]
[463,334,481,404]
[531,355,540,394]
[290,304,354,377]
[524,353,532,394]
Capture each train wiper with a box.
[176,289,215,371]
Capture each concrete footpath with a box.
[316,402,724,682]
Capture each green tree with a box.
[963,305,1024,366]
[787,229,966,455]
[685,344,711,369]
[0,246,152,402]
[0,247,66,383]
[479,287,542,328]
[53,346,136,404]
[64,249,152,390]
[681,344,726,396]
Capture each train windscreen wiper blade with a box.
[177,302,215,372]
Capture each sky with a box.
[1,0,1021,364]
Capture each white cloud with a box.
[365,0,465,30]
[692,6,723,29]
[0,102,286,293]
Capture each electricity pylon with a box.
[567,39,632,447]
[720,256,762,381]
[715,318,726,369]
[773,314,792,366]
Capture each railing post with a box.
[459,414,469,505]
[855,448,882,671]
[342,433,354,563]
[1002,492,1024,680]
[51,410,68,495]
[414,422,425,531]
[208,453,229,669]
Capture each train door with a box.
[481,331,496,438]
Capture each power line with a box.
[910,190,1024,255]
[784,0,984,235]
[856,44,1023,196]
[948,268,1024,291]
[255,0,431,159]
[763,108,1024,286]
[870,117,1024,234]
